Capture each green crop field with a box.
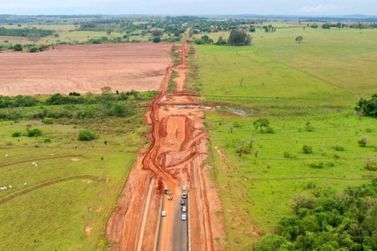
[190,27,377,250]
[0,94,152,250]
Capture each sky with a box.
[0,0,377,16]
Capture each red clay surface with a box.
[107,42,225,251]
[0,43,171,96]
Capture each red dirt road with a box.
[106,42,225,251]
[0,43,171,96]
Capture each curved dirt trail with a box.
[106,42,224,251]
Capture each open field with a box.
[190,28,377,249]
[0,94,152,250]
[0,43,172,96]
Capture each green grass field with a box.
[191,27,377,250]
[0,100,150,250]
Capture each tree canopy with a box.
[228,29,251,46]
[356,94,377,118]
[256,181,377,251]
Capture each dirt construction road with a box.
[106,42,225,251]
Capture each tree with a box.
[253,118,270,132]
[322,23,332,29]
[249,26,256,32]
[355,94,377,117]
[228,29,251,46]
[295,36,304,43]
[13,44,23,52]
[151,29,163,37]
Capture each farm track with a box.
[0,155,84,169]
[0,175,100,205]
[106,42,224,250]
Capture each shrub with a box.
[284,152,296,159]
[358,138,367,147]
[302,145,313,154]
[11,132,22,137]
[152,37,161,43]
[26,128,42,137]
[309,162,334,169]
[44,138,51,143]
[13,44,23,51]
[304,122,314,132]
[365,159,377,171]
[42,117,53,124]
[78,129,96,141]
[253,118,270,132]
[333,145,345,151]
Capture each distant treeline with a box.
[0,27,54,37]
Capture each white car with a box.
[161,210,167,217]
[181,214,187,221]
[181,192,187,199]
[181,206,187,213]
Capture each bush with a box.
[78,129,96,141]
[12,132,22,137]
[333,145,345,151]
[152,37,161,43]
[358,137,368,147]
[365,159,377,171]
[42,117,53,124]
[26,128,42,137]
[13,44,23,51]
[302,145,313,154]
[284,152,296,159]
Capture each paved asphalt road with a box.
[172,195,188,251]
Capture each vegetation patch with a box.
[256,181,377,251]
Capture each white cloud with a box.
[299,4,343,14]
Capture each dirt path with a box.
[106,41,224,251]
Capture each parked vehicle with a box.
[181,206,187,213]
[161,210,167,217]
[180,199,185,206]
[181,192,187,199]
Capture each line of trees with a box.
[0,27,54,37]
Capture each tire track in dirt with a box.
[0,175,100,205]
[0,155,84,169]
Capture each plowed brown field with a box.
[0,43,171,96]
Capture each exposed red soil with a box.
[106,41,224,251]
[0,43,171,96]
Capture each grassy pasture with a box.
[191,27,377,250]
[0,100,150,250]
